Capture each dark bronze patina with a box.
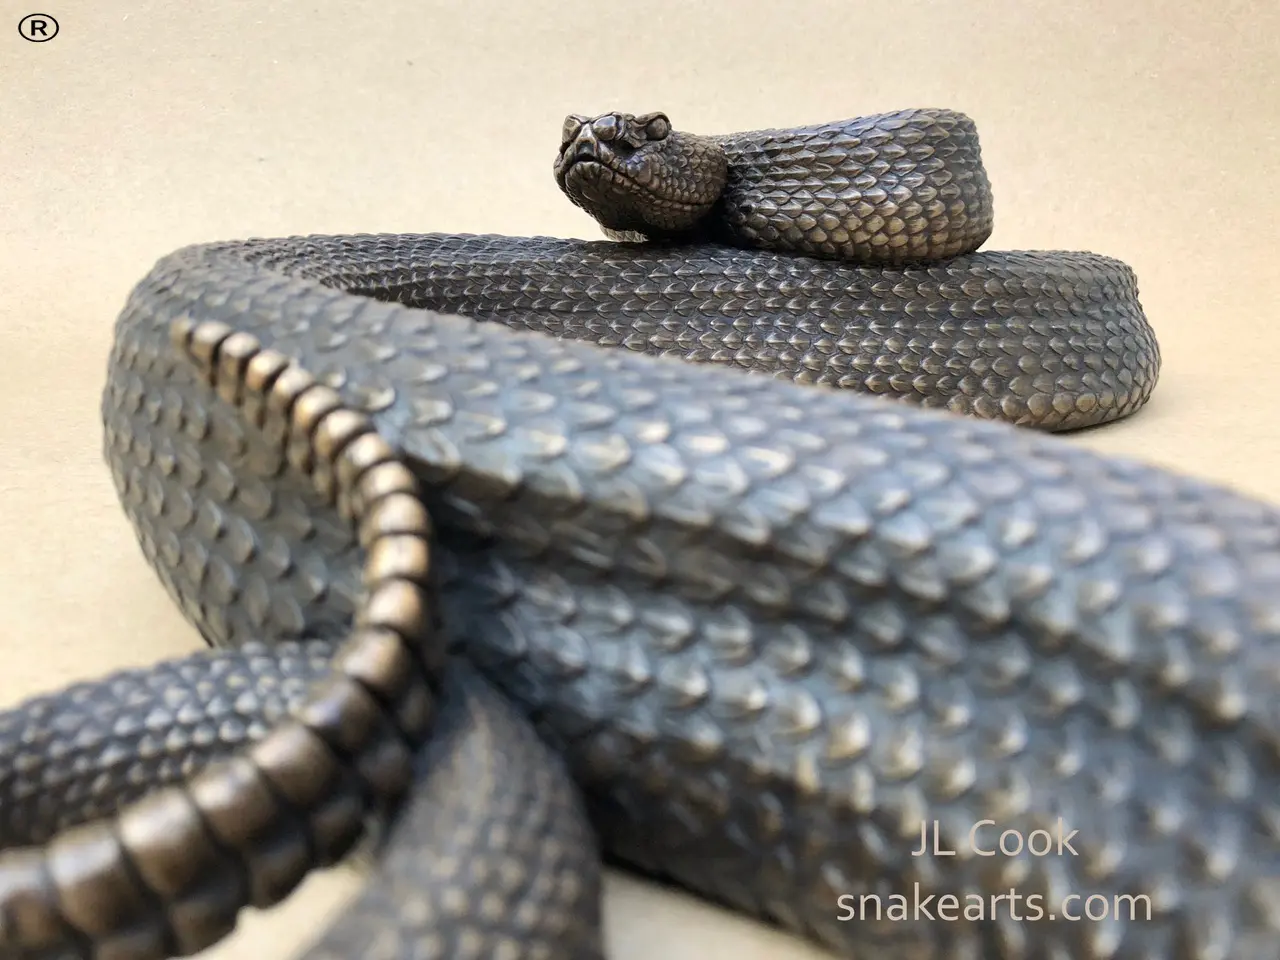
[0,108,1274,960]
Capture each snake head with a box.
[553,111,729,240]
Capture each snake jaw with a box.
[554,111,729,239]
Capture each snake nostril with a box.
[571,134,600,163]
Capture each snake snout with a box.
[553,109,729,240]
[560,113,590,147]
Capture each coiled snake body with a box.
[0,108,1275,959]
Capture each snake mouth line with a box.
[562,157,708,212]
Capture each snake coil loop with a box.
[0,319,443,958]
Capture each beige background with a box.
[2,1,1277,957]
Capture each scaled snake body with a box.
[0,108,1275,959]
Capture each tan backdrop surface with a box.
[2,1,1277,957]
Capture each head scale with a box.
[553,111,729,240]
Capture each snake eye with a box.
[561,114,588,145]
[592,114,620,141]
[644,114,671,141]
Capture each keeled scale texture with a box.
[711,108,996,262]
[0,643,329,849]
[300,664,604,960]
[0,651,604,958]
[289,233,1158,432]
[72,233,1280,959]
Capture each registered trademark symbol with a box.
[18,13,59,42]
